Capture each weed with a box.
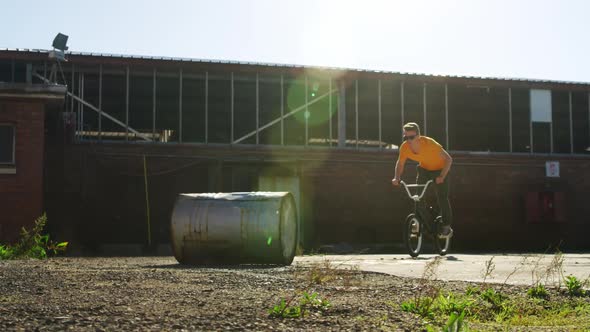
[269,299,302,318]
[422,256,443,282]
[544,249,565,288]
[527,284,549,299]
[481,256,495,284]
[443,310,468,332]
[436,292,475,316]
[401,257,444,318]
[306,259,340,285]
[268,292,330,318]
[499,255,529,293]
[401,296,436,319]
[270,258,356,319]
[564,275,586,297]
[465,286,480,296]
[0,245,14,260]
[494,301,515,323]
[300,291,331,312]
[0,214,68,260]
[480,288,506,311]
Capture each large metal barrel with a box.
[170,192,298,265]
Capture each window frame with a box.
[0,123,16,166]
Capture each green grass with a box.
[399,285,590,331]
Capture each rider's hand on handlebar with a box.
[391,178,400,186]
[436,176,444,184]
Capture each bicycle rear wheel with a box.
[404,214,423,258]
[433,216,451,256]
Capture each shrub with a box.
[527,284,549,299]
[564,275,586,297]
[0,214,68,260]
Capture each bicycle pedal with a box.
[438,229,453,239]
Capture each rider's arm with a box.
[393,144,407,185]
[438,149,453,180]
[394,157,405,182]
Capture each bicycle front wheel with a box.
[404,214,423,258]
[433,216,451,256]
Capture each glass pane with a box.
[0,125,15,163]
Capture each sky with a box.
[2,0,590,82]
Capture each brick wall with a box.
[0,101,45,243]
[44,144,590,251]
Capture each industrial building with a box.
[1,48,589,252]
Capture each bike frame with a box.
[400,180,438,233]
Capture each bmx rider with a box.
[391,122,454,238]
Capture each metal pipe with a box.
[305,76,309,146]
[530,90,533,154]
[152,68,156,141]
[99,64,103,142]
[81,73,85,140]
[70,65,75,114]
[34,73,152,141]
[445,83,449,149]
[234,88,336,144]
[256,73,259,145]
[179,68,183,143]
[423,83,427,136]
[550,106,554,154]
[329,79,333,146]
[77,73,81,139]
[508,88,512,153]
[143,155,152,246]
[125,66,129,141]
[355,79,358,149]
[10,60,15,83]
[569,91,573,154]
[401,81,405,129]
[338,81,346,148]
[231,72,234,144]
[378,79,382,149]
[281,75,284,146]
[25,63,32,84]
[72,91,150,141]
[205,71,209,144]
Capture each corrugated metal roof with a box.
[2,48,590,86]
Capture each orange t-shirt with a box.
[399,136,445,171]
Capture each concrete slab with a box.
[295,253,590,286]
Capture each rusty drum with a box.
[170,192,298,265]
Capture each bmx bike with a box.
[399,180,451,258]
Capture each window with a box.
[530,89,552,153]
[530,89,552,123]
[0,124,15,165]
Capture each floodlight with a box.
[52,33,69,51]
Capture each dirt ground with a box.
[0,257,584,331]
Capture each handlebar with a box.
[399,180,433,202]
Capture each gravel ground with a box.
[0,257,583,331]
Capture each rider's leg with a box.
[416,166,433,184]
[416,166,435,216]
[434,174,453,228]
